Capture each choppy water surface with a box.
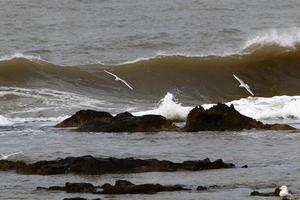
[1,125,300,200]
[1,0,300,199]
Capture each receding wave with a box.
[1,43,300,103]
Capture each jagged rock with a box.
[77,114,178,132]
[55,110,113,128]
[185,103,296,131]
[0,155,234,175]
[56,110,178,132]
[39,180,190,195]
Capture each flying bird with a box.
[233,74,254,96]
[104,70,133,90]
[0,151,22,160]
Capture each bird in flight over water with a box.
[233,74,254,96]
[104,70,133,90]
[0,151,22,160]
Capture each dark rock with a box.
[38,182,101,194]
[40,180,190,195]
[63,198,101,200]
[55,110,113,128]
[185,103,296,131]
[100,180,190,194]
[196,186,208,191]
[0,155,234,175]
[77,114,178,132]
[250,186,281,197]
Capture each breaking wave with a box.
[136,93,300,122]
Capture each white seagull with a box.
[233,74,254,96]
[279,185,291,197]
[0,151,22,160]
[104,70,133,90]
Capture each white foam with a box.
[134,92,300,122]
[0,115,12,126]
[134,93,193,121]
[0,53,43,62]
[244,27,300,48]
[225,96,300,120]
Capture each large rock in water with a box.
[185,103,296,131]
[55,110,113,128]
[0,155,234,175]
[55,110,178,132]
[78,113,177,132]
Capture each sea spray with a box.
[134,92,193,121]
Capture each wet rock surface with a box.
[55,110,113,128]
[78,113,177,132]
[56,104,295,133]
[38,180,190,194]
[250,186,281,197]
[0,155,234,175]
[185,103,296,131]
[56,110,178,132]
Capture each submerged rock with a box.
[100,180,190,194]
[0,155,234,175]
[38,182,101,194]
[39,180,190,195]
[185,103,296,131]
[63,198,101,200]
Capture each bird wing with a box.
[244,85,254,96]
[104,70,133,90]
[120,79,133,90]
[233,74,245,85]
[6,152,22,157]
[104,70,119,79]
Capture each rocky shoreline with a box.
[55,103,295,132]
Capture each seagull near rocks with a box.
[104,70,133,90]
[233,74,254,96]
[277,185,300,200]
[0,151,22,160]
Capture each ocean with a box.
[1,0,300,199]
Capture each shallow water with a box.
[1,122,300,200]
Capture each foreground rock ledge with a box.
[0,155,234,175]
[55,104,295,132]
[38,180,191,194]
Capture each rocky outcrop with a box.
[55,110,178,132]
[185,103,296,131]
[38,180,190,195]
[78,113,177,132]
[0,155,234,175]
[55,110,113,128]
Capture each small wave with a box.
[0,53,44,62]
[244,27,300,49]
